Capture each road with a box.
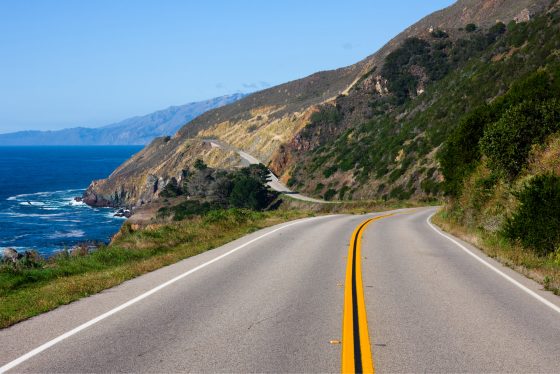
[208,139,326,203]
[1,207,559,372]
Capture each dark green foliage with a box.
[229,175,269,210]
[481,98,560,178]
[160,178,182,198]
[158,201,219,221]
[382,37,447,102]
[160,163,274,219]
[420,179,441,195]
[488,22,506,38]
[323,165,338,178]
[323,188,337,201]
[338,185,351,200]
[504,174,560,255]
[193,159,207,170]
[438,105,497,195]
[237,163,271,184]
[431,29,449,38]
[465,23,477,32]
[440,70,560,193]
[389,186,413,200]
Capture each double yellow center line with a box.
[341,214,393,374]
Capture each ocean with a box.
[0,146,143,257]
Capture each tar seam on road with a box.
[0,215,336,374]
[342,214,393,374]
[427,213,560,315]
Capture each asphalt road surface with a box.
[1,207,559,373]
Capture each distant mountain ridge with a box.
[0,93,246,145]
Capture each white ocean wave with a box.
[7,189,84,202]
[47,230,85,239]
[18,201,46,206]
[107,211,128,219]
[2,212,67,218]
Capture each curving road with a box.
[208,139,326,203]
[1,207,559,373]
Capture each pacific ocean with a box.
[0,146,143,257]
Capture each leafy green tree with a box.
[438,105,497,195]
[229,175,269,210]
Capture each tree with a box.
[229,176,269,210]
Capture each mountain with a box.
[82,0,555,209]
[0,93,245,145]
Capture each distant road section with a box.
[209,139,325,203]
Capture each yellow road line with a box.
[341,214,393,374]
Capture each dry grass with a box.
[433,207,560,295]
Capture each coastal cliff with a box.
[83,0,553,209]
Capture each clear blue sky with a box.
[0,0,454,133]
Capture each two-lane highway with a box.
[1,208,559,372]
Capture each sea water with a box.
[0,146,142,257]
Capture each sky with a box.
[0,0,455,133]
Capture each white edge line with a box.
[427,212,560,315]
[0,214,335,373]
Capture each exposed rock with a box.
[114,208,132,218]
[2,248,20,263]
[514,8,531,23]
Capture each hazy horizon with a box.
[0,0,454,134]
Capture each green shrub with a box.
[158,200,218,221]
[504,174,560,255]
[229,176,268,210]
[481,99,560,179]
[160,178,182,198]
[431,29,449,39]
[465,23,477,33]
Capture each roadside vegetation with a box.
[0,160,421,329]
[436,68,560,294]
[289,8,560,203]
[0,208,314,329]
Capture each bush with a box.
[504,174,560,255]
[481,99,560,179]
[465,23,477,33]
[431,29,449,39]
[158,200,218,221]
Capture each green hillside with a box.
[287,6,560,204]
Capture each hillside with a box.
[83,0,554,210]
[0,94,244,145]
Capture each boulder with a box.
[2,248,20,263]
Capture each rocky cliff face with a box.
[84,0,553,209]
